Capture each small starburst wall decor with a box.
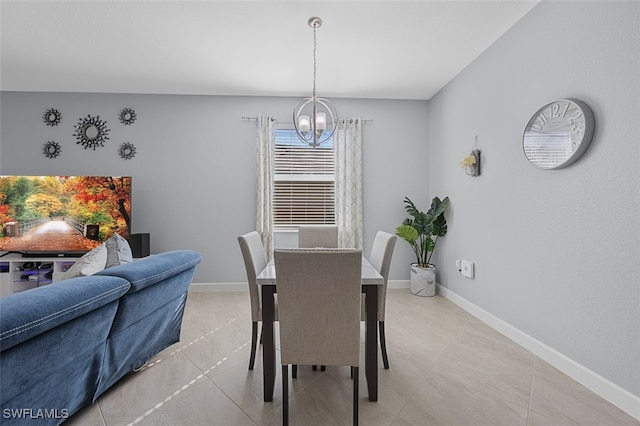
[43,108,62,126]
[73,115,110,150]
[42,141,62,159]
[118,142,137,160]
[119,108,137,125]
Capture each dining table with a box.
[256,256,384,402]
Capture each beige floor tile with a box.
[65,402,105,426]
[432,320,535,409]
[179,322,252,378]
[210,350,288,424]
[527,410,570,426]
[97,350,243,425]
[398,366,529,426]
[278,373,397,426]
[529,359,639,426]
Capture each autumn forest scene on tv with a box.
[0,176,131,254]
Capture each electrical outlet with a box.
[461,260,474,278]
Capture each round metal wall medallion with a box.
[73,115,110,150]
[118,142,136,160]
[43,141,62,158]
[43,108,62,126]
[119,108,137,125]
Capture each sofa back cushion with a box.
[0,276,130,351]
[95,250,202,293]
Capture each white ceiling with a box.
[0,0,538,100]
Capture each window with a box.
[273,129,335,225]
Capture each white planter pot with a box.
[410,264,437,297]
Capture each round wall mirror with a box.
[85,125,99,140]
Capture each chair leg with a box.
[320,365,326,371]
[282,365,289,426]
[379,321,389,369]
[353,366,359,425]
[312,365,317,371]
[292,365,298,379]
[249,321,258,370]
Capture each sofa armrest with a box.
[0,276,130,351]
[95,250,202,293]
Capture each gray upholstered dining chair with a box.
[275,249,362,426]
[237,231,276,370]
[364,230,397,369]
[298,225,338,248]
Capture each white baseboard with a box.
[437,285,640,421]
[189,282,246,292]
[189,280,411,292]
[388,279,410,289]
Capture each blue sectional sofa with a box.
[0,250,202,425]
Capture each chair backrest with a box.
[275,249,362,367]
[369,231,397,321]
[238,231,267,321]
[298,225,339,248]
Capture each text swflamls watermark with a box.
[3,408,69,420]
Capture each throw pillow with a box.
[62,243,108,280]
[105,232,133,268]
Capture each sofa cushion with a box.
[105,233,133,268]
[0,276,130,352]
[62,243,108,280]
[95,250,202,293]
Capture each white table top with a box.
[256,257,383,286]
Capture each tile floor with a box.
[68,289,638,426]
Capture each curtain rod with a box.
[242,116,373,123]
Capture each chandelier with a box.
[293,17,337,147]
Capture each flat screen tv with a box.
[0,176,131,257]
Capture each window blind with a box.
[274,129,335,225]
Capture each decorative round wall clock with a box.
[42,141,62,158]
[73,115,110,150]
[43,108,62,126]
[522,99,595,169]
[118,142,137,160]
[119,108,137,125]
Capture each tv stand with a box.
[0,253,81,297]
[19,252,87,258]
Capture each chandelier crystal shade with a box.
[293,17,337,147]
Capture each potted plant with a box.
[395,195,450,296]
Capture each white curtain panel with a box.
[256,115,275,261]
[335,117,363,249]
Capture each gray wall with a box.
[428,1,639,398]
[0,93,428,284]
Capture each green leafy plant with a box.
[395,196,450,268]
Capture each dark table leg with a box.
[262,285,276,402]
[364,284,378,401]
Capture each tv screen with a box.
[0,176,131,256]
